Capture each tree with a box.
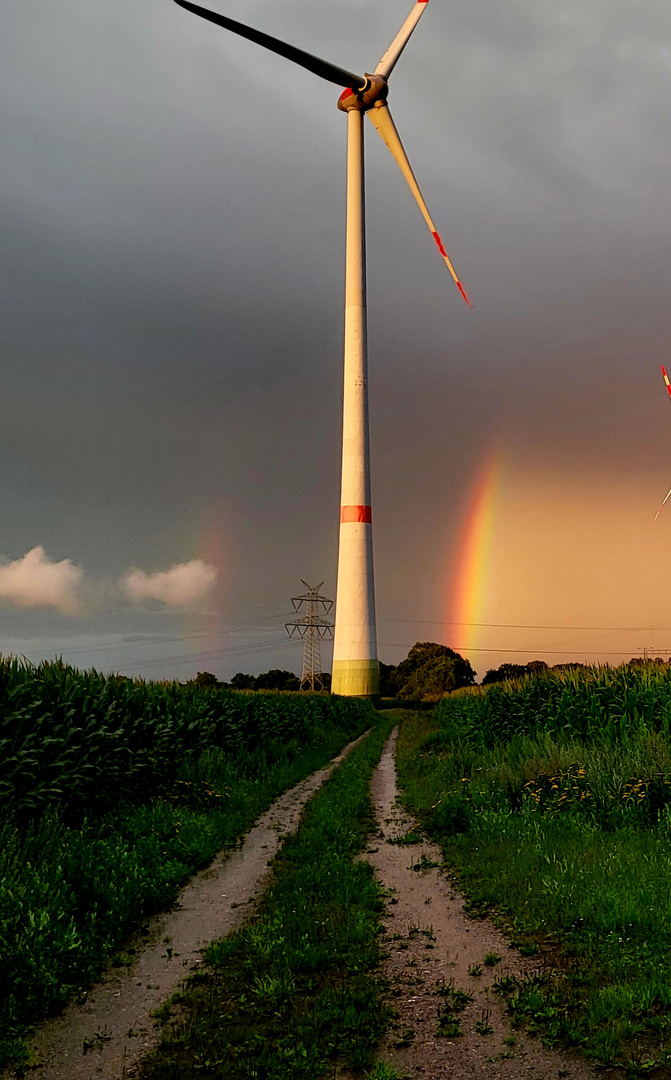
[229,672,256,690]
[379,661,400,698]
[253,669,300,692]
[526,660,548,675]
[226,669,301,691]
[184,671,221,689]
[392,642,476,702]
[481,663,528,686]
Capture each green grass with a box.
[0,672,374,1071]
[396,688,671,1076]
[137,717,396,1080]
[364,1066,407,1080]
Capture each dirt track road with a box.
[6,730,369,1080]
[359,728,609,1080]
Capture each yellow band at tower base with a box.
[331,659,380,699]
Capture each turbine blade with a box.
[375,0,430,80]
[662,364,671,401]
[655,486,671,521]
[367,104,471,306]
[173,0,365,89]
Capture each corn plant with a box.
[0,658,371,818]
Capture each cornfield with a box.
[0,658,370,817]
[436,664,671,748]
[0,660,374,1065]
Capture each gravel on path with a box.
[354,727,613,1080]
[5,729,370,1080]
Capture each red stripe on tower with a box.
[341,505,372,523]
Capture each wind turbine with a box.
[172,0,471,698]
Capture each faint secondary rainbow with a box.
[449,447,505,656]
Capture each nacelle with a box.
[337,73,388,113]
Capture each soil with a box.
[352,728,614,1080]
[5,730,369,1080]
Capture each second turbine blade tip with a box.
[431,230,472,307]
[457,282,472,308]
[433,231,471,306]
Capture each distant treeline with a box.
[196,642,478,702]
[480,656,671,685]
[193,651,671,699]
[189,669,311,692]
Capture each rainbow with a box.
[448,447,505,655]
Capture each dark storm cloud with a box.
[2,0,671,677]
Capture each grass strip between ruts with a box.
[395,710,671,1077]
[1,707,373,1071]
[138,716,396,1080]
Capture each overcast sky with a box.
[2,0,671,681]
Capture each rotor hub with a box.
[337,73,388,113]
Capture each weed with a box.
[474,1009,494,1035]
[468,963,483,977]
[390,830,422,846]
[436,1008,462,1038]
[483,951,502,966]
[435,982,473,1012]
[364,1066,408,1080]
[408,924,434,940]
[82,1030,111,1054]
[111,951,135,968]
[410,853,441,872]
[624,1054,658,1077]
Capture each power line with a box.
[110,637,297,672]
[23,613,665,665]
[380,617,670,632]
[13,611,668,678]
[377,641,670,658]
[61,612,294,657]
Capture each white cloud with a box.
[121,559,218,608]
[0,546,85,615]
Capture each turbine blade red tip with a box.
[432,230,447,257]
[662,365,667,377]
[457,281,472,307]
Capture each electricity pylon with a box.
[286,581,334,691]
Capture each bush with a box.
[425,794,473,836]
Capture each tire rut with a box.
[6,729,370,1080]
[358,728,613,1080]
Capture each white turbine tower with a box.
[173,0,471,698]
